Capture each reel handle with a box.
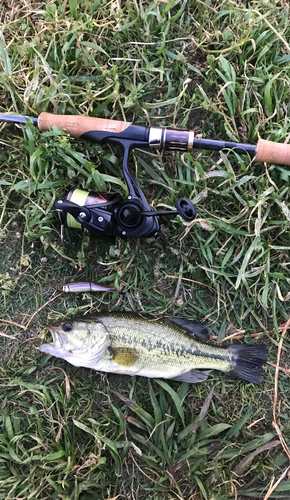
[124,198,196,222]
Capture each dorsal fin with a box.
[168,317,210,341]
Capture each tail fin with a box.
[229,344,268,384]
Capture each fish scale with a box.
[97,315,232,376]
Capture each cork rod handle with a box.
[38,112,132,138]
[256,138,290,165]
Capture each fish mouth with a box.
[39,325,64,352]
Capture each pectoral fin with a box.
[171,369,210,383]
[111,347,139,367]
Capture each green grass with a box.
[0,0,290,498]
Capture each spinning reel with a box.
[54,138,196,241]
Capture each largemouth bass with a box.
[40,312,268,384]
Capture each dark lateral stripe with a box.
[186,349,228,361]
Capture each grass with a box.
[0,0,290,498]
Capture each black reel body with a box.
[55,188,160,239]
[54,138,196,241]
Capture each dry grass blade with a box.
[0,331,16,339]
[166,275,217,293]
[0,319,26,329]
[233,439,281,476]
[268,361,290,376]
[48,366,71,400]
[272,317,290,461]
[263,465,290,500]
[24,293,62,330]
[129,449,158,484]
[106,496,126,500]
[0,293,62,331]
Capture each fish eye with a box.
[62,322,73,332]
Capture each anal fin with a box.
[171,369,210,383]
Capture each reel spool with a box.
[55,188,122,240]
[65,188,121,230]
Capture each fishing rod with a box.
[1,112,289,241]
